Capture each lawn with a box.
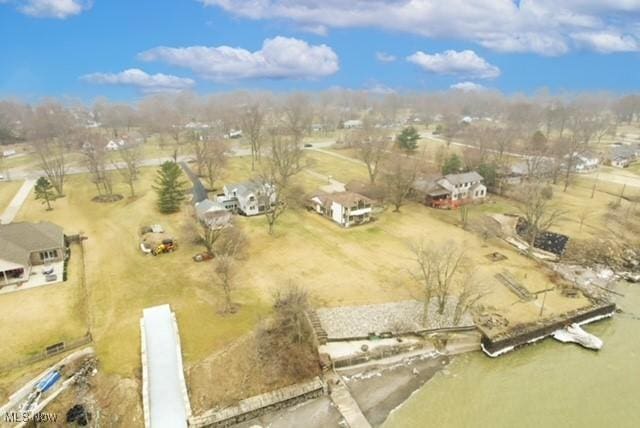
[0,180,21,212]
[13,168,269,379]
[1,153,598,408]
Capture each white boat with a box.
[552,323,603,350]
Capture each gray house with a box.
[195,199,232,229]
[0,222,65,286]
[217,181,276,216]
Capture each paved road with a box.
[4,139,337,182]
[0,179,36,224]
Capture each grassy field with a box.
[10,169,269,379]
[0,180,21,211]
[0,151,602,408]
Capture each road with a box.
[3,139,338,181]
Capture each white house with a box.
[413,172,486,209]
[343,120,363,129]
[571,153,600,173]
[105,139,127,151]
[225,129,243,139]
[308,191,374,227]
[217,181,276,216]
[185,121,210,130]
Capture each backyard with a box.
[0,149,617,413]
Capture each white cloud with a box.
[81,69,195,93]
[375,52,397,63]
[199,0,640,55]
[138,36,339,81]
[450,81,487,92]
[365,83,396,94]
[571,31,640,53]
[17,0,90,18]
[407,50,500,79]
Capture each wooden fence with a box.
[0,333,93,374]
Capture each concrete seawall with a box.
[189,377,326,428]
[480,303,616,357]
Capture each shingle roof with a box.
[444,171,484,185]
[0,222,64,266]
[312,191,373,207]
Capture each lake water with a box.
[384,282,640,428]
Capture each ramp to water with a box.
[141,304,191,428]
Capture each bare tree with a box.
[260,133,304,234]
[29,102,74,196]
[381,152,419,212]
[409,240,468,325]
[114,146,142,197]
[240,103,265,171]
[512,184,565,253]
[282,94,312,144]
[202,138,228,190]
[82,136,115,198]
[213,226,248,314]
[352,120,390,183]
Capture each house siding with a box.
[29,247,64,266]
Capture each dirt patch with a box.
[187,333,320,414]
[91,194,124,203]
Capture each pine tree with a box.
[396,126,421,152]
[442,154,463,175]
[34,176,56,211]
[153,161,188,213]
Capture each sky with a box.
[0,0,639,102]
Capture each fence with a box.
[0,333,93,374]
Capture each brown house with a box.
[0,222,65,286]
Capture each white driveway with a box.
[0,178,36,224]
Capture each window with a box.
[40,250,58,261]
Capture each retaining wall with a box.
[188,377,326,428]
[481,303,616,356]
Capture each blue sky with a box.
[1,0,639,102]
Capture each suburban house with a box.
[609,145,638,168]
[105,139,127,151]
[0,222,65,287]
[225,129,243,139]
[195,199,232,229]
[497,159,555,185]
[307,191,374,228]
[568,152,600,173]
[343,119,363,129]
[413,172,487,209]
[217,181,276,216]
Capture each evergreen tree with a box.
[396,126,420,152]
[153,161,188,213]
[34,176,56,210]
[442,154,463,175]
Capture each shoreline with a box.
[232,335,481,427]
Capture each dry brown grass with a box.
[0,180,21,211]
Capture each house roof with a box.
[0,222,64,266]
[444,171,484,185]
[195,199,226,217]
[225,181,269,197]
[312,191,373,207]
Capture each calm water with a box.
[384,283,640,428]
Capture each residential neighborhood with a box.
[1,2,640,428]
